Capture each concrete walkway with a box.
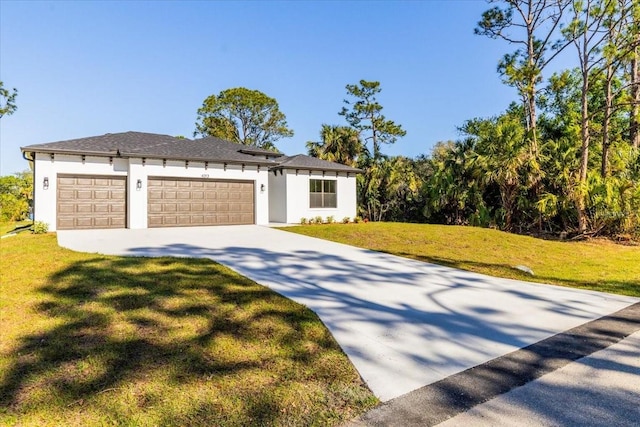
[58,225,638,401]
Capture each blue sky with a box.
[2,0,545,175]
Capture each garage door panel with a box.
[93,217,111,227]
[76,204,94,214]
[110,204,125,213]
[77,190,93,199]
[94,190,110,199]
[58,177,76,185]
[148,216,163,226]
[57,175,126,230]
[111,217,126,227]
[76,178,94,186]
[75,217,94,227]
[148,178,254,227]
[148,203,162,213]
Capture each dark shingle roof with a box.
[21,131,360,172]
[272,154,362,173]
[21,131,278,166]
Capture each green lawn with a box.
[0,220,32,236]
[0,233,376,426]
[288,222,640,297]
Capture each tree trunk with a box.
[527,22,538,158]
[631,43,640,149]
[578,70,590,234]
[602,63,613,177]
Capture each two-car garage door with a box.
[56,175,255,229]
[148,178,254,227]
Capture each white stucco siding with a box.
[283,170,357,223]
[268,171,287,223]
[32,153,269,231]
[33,153,129,231]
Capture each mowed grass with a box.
[0,233,376,426]
[0,220,32,236]
[288,223,640,297]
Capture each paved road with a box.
[58,225,638,401]
[436,331,640,427]
[352,303,640,426]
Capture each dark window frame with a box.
[309,179,337,208]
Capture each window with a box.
[310,179,337,208]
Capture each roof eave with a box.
[269,165,362,173]
[21,147,276,166]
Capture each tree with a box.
[0,172,32,221]
[194,87,293,151]
[563,0,611,233]
[0,81,18,118]
[339,80,406,161]
[306,125,363,167]
[461,112,535,231]
[476,0,572,157]
[599,0,637,176]
[628,2,640,149]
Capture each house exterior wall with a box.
[268,171,287,223]
[281,170,357,223]
[32,153,269,231]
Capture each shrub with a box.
[32,221,49,234]
[342,216,351,224]
[300,217,308,225]
[326,216,335,224]
[314,216,323,224]
[354,216,362,223]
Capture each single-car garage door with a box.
[57,175,127,230]
[147,178,254,227]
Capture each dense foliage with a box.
[0,171,32,222]
[308,0,640,238]
[194,87,293,151]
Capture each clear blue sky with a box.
[2,0,539,175]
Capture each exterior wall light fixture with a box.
[260,184,265,192]
[136,179,142,190]
[43,177,49,190]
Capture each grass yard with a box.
[0,220,32,236]
[288,222,640,297]
[0,233,376,426]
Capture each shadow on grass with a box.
[0,255,374,425]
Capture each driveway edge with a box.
[350,302,640,427]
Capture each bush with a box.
[326,216,335,224]
[353,216,362,223]
[32,221,49,234]
[314,216,323,224]
[300,217,308,225]
[342,216,351,224]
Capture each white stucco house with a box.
[21,131,360,231]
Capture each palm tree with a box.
[306,125,363,167]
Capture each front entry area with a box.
[147,177,254,227]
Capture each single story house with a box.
[21,131,360,231]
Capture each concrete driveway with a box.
[58,225,638,402]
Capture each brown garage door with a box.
[57,175,127,230]
[147,178,254,227]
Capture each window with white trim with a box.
[309,179,337,208]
